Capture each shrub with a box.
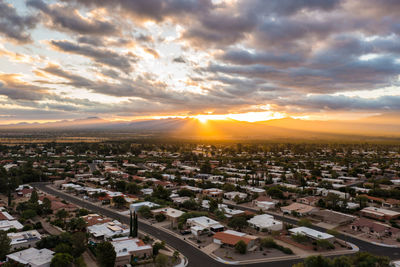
[234,240,247,254]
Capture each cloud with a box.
[0,73,50,100]
[27,0,117,35]
[50,40,137,72]
[0,0,38,43]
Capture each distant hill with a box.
[1,113,399,140]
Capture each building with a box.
[0,211,23,231]
[247,214,283,231]
[186,216,224,235]
[213,230,258,250]
[289,227,335,242]
[361,207,400,220]
[151,207,185,227]
[224,192,247,201]
[7,248,54,267]
[82,214,112,226]
[130,201,159,212]
[111,237,152,266]
[7,230,42,250]
[350,218,400,239]
[297,196,321,206]
[202,188,224,199]
[281,203,317,216]
[87,220,130,240]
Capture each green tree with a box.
[209,199,218,213]
[112,196,127,209]
[155,254,169,267]
[234,240,247,254]
[71,232,87,257]
[96,242,116,267]
[42,197,53,214]
[50,253,73,267]
[138,206,152,219]
[30,190,39,203]
[227,216,248,231]
[152,242,165,255]
[21,209,37,220]
[0,231,11,260]
[152,185,170,201]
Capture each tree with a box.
[42,197,53,214]
[200,161,211,173]
[0,231,11,260]
[71,232,87,257]
[55,243,73,255]
[133,211,138,238]
[267,186,284,199]
[153,242,165,255]
[234,240,247,254]
[96,242,116,267]
[152,185,170,201]
[30,190,39,203]
[209,199,218,213]
[112,196,127,209]
[181,199,197,210]
[50,253,73,267]
[21,209,37,219]
[115,180,126,192]
[326,193,341,209]
[155,213,166,222]
[138,206,152,219]
[155,254,169,267]
[227,216,248,231]
[56,209,68,222]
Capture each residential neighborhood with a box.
[1,142,400,266]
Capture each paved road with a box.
[227,203,400,259]
[32,183,400,267]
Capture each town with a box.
[0,141,399,267]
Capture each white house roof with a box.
[87,220,129,238]
[247,214,281,228]
[289,227,334,240]
[8,230,41,246]
[111,237,152,257]
[7,248,54,266]
[187,216,224,229]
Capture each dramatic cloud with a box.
[0,0,37,43]
[50,40,137,71]
[27,0,118,35]
[1,0,400,122]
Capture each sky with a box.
[0,0,400,124]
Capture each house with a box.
[297,196,321,206]
[87,221,130,240]
[361,207,400,220]
[130,201,159,212]
[111,237,152,266]
[0,211,23,231]
[7,230,42,250]
[213,230,258,250]
[202,188,224,199]
[82,214,112,226]
[281,203,317,216]
[151,207,185,227]
[224,191,247,201]
[350,218,400,239]
[247,214,283,231]
[289,227,335,242]
[7,248,54,267]
[186,216,224,235]
[382,199,400,209]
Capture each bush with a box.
[291,233,308,243]
[298,218,312,227]
[316,239,334,250]
[155,214,166,222]
[234,240,247,254]
[260,237,293,254]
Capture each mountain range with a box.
[1,113,399,140]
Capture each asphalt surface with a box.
[32,183,400,267]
